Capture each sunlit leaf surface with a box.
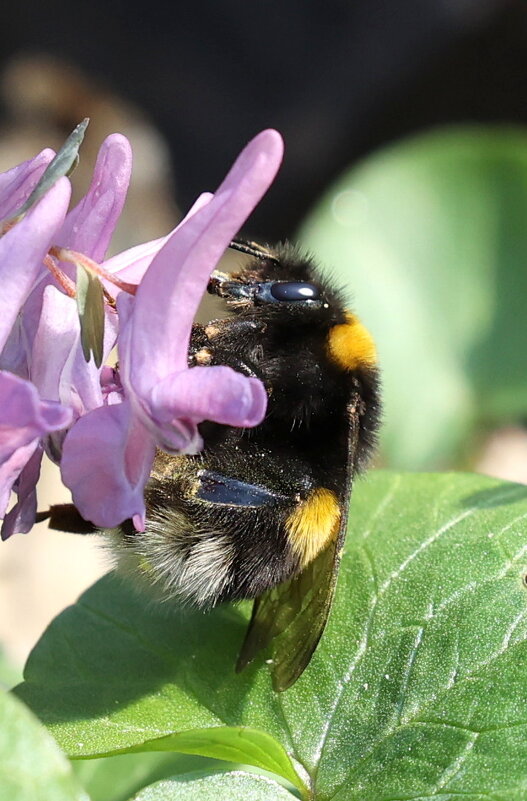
[16,472,527,798]
[132,770,296,800]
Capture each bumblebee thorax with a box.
[327,312,377,373]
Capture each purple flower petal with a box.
[30,286,78,403]
[0,439,39,521]
[1,444,43,539]
[59,130,283,529]
[31,287,119,432]
[0,177,71,353]
[100,193,213,295]
[149,366,267,451]
[0,149,55,221]
[61,400,155,528]
[100,366,124,405]
[30,286,100,453]
[117,129,282,452]
[6,136,129,378]
[57,134,132,261]
[65,300,120,416]
[0,318,27,377]
[101,234,167,291]
[0,371,73,464]
[126,131,283,391]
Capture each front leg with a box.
[190,318,268,380]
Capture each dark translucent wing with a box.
[236,395,361,692]
[196,470,287,507]
[236,539,340,691]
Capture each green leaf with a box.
[14,574,306,795]
[130,771,296,800]
[72,753,227,801]
[5,118,89,223]
[16,472,527,798]
[76,262,105,367]
[0,691,87,800]
[298,127,527,468]
[113,728,304,795]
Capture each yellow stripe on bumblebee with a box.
[327,312,377,371]
[286,488,341,567]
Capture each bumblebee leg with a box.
[35,504,97,534]
[193,318,269,379]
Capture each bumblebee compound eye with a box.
[270,282,320,301]
[210,277,322,304]
[257,282,320,303]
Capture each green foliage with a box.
[0,691,87,800]
[299,128,527,468]
[14,472,527,799]
[76,262,105,367]
[71,752,240,801]
[130,771,296,800]
[115,727,304,793]
[3,118,88,224]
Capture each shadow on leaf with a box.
[14,571,265,733]
[461,482,527,509]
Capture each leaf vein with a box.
[361,474,402,540]
[379,507,475,597]
[434,731,479,791]
[326,633,527,798]
[488,509,527,541]
[396,626,425,725]
[311,543,379,771]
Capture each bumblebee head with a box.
[209,240,346,324]
[208,239,377,375]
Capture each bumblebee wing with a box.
[236,537,340,691]
[236,395,362,692]
[195,469,287,507]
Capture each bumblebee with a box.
[43,239,381,690]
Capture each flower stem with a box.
[43,254,76,297]
[50,246,137,296]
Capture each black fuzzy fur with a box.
[118,242,382,606]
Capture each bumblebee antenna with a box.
[229,238,280,264]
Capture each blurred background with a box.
[1,0,527,683]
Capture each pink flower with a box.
[0,133,133,537]
[0,148,55,221]
[61,129,283,529]
[0,127,284,537]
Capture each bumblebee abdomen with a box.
[112,449,306,607]
[113,505,235,607]
[285,487,341,568]
[114,491,300,608]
